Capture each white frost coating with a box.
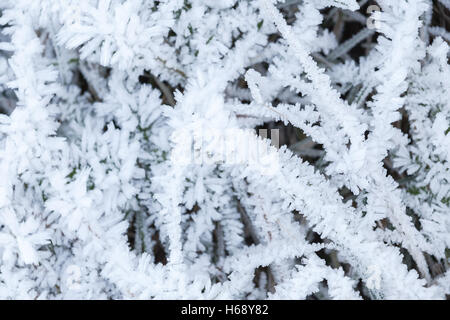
[0,0,448,300]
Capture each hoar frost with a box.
[0,0,449,299]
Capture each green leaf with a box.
[257,20,264,30]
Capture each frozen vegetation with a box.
[0,0,449,299]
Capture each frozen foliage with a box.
[0,0,449,299]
